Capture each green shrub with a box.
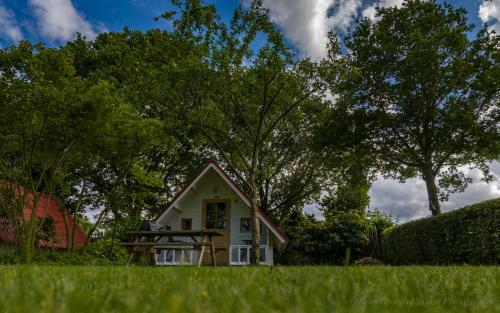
[32,251,113,265]
[381,198,500,265]
[278,211,369,265]
[353,257,383,266]
[0,252,20,264]
[82,238,128,264]
[0,240,127,266]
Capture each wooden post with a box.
[148,247,156,266]
[197,245,206,267]
[197,233,207,267]
[127,250,135,265]
[210,235,216,267]
[127,237,140,265]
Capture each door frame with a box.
[201,199,231,263]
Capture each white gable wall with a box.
[157,167,273,264]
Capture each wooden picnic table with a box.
[117,229,223,267]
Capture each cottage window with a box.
[181,218,192,231]
[205,202,226,229]
[240,218,250,233]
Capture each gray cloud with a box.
[370,162,500,222]
[369,177,428,221]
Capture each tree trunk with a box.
[2,186,30,259]
[249,182,261,265]
[61,207,71,250]
[422,166,441,216]
[20,236,35,263]
[21,219,36,263]
[71,210,78,253]
[21,194,44,263]
[71,180,87,253]
[84,207,109,246]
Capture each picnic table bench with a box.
[117,230,224,267]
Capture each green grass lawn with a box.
[0,266,498,313]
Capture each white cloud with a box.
[479,0,500,32]
[262,0,362,60]
[362,0,404,20]
[370,162,500,222]
[28,0,98,41]
[329,0,363,31]
[0,2,23,43]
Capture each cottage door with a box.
[201,199,231,265]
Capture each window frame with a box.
[180,218,192,231]
[204,201,227,229]
[240,217,251,233]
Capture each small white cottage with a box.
[155,160,288,266]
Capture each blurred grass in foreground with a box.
[0,266,498,313]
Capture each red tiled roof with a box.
[0,189,87,249]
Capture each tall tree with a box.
[56,31,206,244]
[152,0,328,263]
[0,42,116,261]
[329,0,499,215]
[255,90,328,223]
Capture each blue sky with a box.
[1,1,498,54]
[1,0,499,220]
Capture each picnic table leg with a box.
[148,247,156,266]
[209,235,216,267]
[127,251,135,265]
[197,234,208,267]
[197,245,206,267]
[127,237,140,265]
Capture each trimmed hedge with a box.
[381,198,500,265]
